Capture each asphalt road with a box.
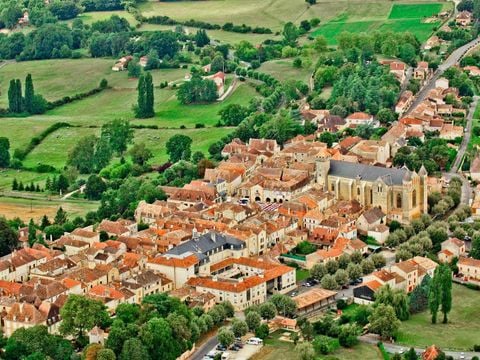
[190,335,219,360]
[405,37,480,116]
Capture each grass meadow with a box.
[396,284,480,350]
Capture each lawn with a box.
[22,127,99,170]
[388,3,443,19]
[296,269,310,282]
[135,127,234,164]
[0,195,99,222]
[396,284,480,350]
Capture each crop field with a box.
[0,195,99,222]
[388,3,444,19]
[310,2,448,45]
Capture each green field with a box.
[70,11,139,26]
[136,127,234,164]
[139,24,279,45]
[251,331,381,360]
[138,0,405,31]
[397,284,480,350]
[310,2,447,45]
[468,102,480,150]
[0,169,51,191]
[259,59,315,83]
[388,3,443,19]
[22,127,99,170]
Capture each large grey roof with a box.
[166,231,245,258]
[329,160,408,185]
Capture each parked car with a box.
[217,344,227,351]
[290,291,298,297]
[247,337,263,345]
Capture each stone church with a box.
[315,157,428,223]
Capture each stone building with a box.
[315,158,428,222]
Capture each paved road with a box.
[190,335,219,360]
[450,95,479,174]
[405,37,480,116]
[442,95,479,206]
[360,335,480,359]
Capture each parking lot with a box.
[227,344,263,360]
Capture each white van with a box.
[221,352,230,360]
[246,337,263,345]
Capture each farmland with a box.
[310,2,449,45]
[0,195,99,222]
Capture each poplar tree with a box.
[7,79,16,112]
[135,74,146,118]
[429,266,442,324]
[144,72,154,118]
[15,79,22,113]
[24,73,34,113]
[440,265,452,324]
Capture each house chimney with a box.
[211,233,216,243]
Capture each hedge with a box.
[14,122,72,161]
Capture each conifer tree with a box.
[12,178,18,190]
[54,207,67,225]
[28,219,36,246]
[24,74,34,113]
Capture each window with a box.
[412,189,417,207]
[396,194,402,208]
